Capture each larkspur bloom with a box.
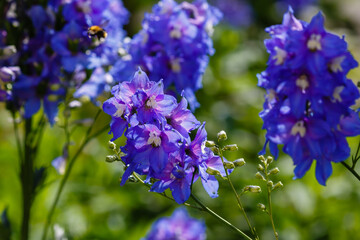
[5,0,128,124]
[143,208,206,240]
[103,69,230,203]
[258,8,360,185]
[111,0,222,111]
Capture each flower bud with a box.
[267,180,273,188]
[233,158,246,167]
[223,144,238,151]
[243,185,261,193]
[257,203,266,212]
[269,167,280,175]
[266,156,273,164]
[0,45,16,59]
[211,146,220,155]
[205,140,216,148]
[217,130,227,142]
[206,167,221,176]
[255,172,266,181]
[128,175,138,183]
[105,155,118,163]
[223,161,235,169]
[257,164,264,171]
[108,141,116,150]
[273,181,284,190]
[258,155,266,163]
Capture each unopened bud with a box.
[269,167,280,175]
[233,158,246,167]
[257,164,264,171]
[128,175,138,183]
[0,45,16,59]
[243,185,261,193]
[211,146,220,155]
[108,141,116,150]
[105,155,118,163]
[223,144,238,151]
[273,181,283,190]
[258,155,266,163]
[257,203,266,212]
[205,140,216,148]
[206,167,221,176]
[267,180,273,188]
[266,156,273,164]
[255,172,266,181]
[223,161,235,169]
[217,130,227,142]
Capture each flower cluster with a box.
[258,8,360,185]
[103,69,231,203]
[111,0,222,111]
[143,208,206,240]
[2,0,128,124]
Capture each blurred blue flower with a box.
[112,0,221,111]
[143,208,206,240]
[259,8,360,185]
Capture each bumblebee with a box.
[87,25,108,40]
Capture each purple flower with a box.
[143,208,206,240]
[104,69,230,202]
[259,9,360,185]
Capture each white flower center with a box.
[307,34,322,51]
[333,86,344,102]
[296,75,309,92]
[329,56,346,73]
[272,47,287,65]
[113,101,126,118]
[147,132,161,147]
[291,121,306,137]
[170,58,181,73]
[146,95,158,109]
[170,26,182,39]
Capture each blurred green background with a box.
[1,0,360,239]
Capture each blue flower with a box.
[112,0,221,111]
[143,208,206,240]
[259,9,360,185]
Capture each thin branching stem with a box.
[41,110,106,240]
[219,150,257,239]
[264,164,278,240]
[341,161,360,182]
[190,194,253,240]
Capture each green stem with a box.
[12,112,23,164]
[219,150,257,238]
[190,194,252,240]
[20,118,34,240]
[130,172,202,211]
[264,165,278,240]
[341,161,360,182]
[41,111,106,240]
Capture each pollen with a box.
[329,56,346,73]
[307,34,322,51]
[146,95,158,109]
[291,121,306,137]
[296,75,309,92]
[147,132,161,147]
[333,86,344,102]
[170,58,181,73]
[272,47,287,65]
